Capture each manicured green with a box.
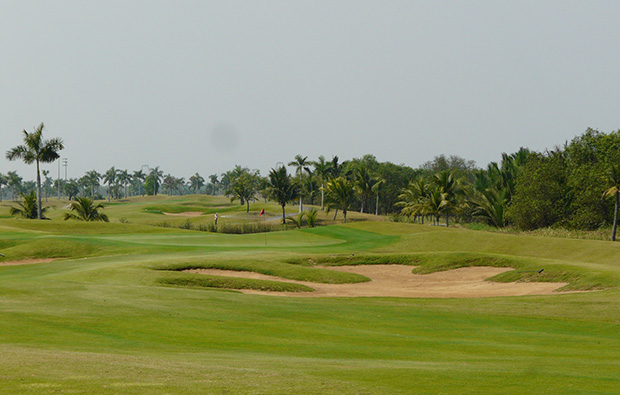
[0,196,619,394]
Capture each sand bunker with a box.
[187,265,569,298]
[162,212,203,217]
[0,258,56,267]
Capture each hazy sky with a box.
[2,1,619,181]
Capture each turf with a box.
[0,196,619,394]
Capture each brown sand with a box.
[162,212,203,217]
[0,258,56,266]
[186,264,569,298]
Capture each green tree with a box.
[5,123,64,219]
[10,191,47,219]
[602,163,620,241]
[507,151,568,230]
[268,166,297,225]
[324,177,357,223]
[421,154,476,179]
[563,129,620,229]
[226,168,259,213]
[64,196,109,222]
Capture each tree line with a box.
[5,124,620,239]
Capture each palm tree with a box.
[208,174,219,195]
[354,167,374,213]
[371,178,385,216]
[41,170,54,201]
[603,163,620,241]
[7,171,22,201]
[163,175,176,196]
[64,196,109,222]
[146,167,164,196]
[469,187,508,228]
[288,155,311,213]
[312,156,332,211]
[132,170,146,196]
[324,177,357,223]
[0,173,7,202]
[174,177,185,195]
[433,170,463,226]
[397,178,430,223]
[329,155,343,179]
[117,169,131,198]
[268,166,297,224]
[103,167,117,201]
[84,170,101,198]
[189,173,205,194]
[306,208,319,227]
[6,123,64,219]
[425,187,449,225]
[64,179,80,201]
[10,191,48,219]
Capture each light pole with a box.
[62,158,68,180]
[57,158,61,198]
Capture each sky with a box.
[1,1,619,181]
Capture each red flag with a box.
[260,209,265,216]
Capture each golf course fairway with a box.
[0,204,619,394]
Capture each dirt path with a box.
[0,258,56,267]
[186,265,569,298]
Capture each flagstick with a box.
[263,210,267,246]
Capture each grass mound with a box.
[159,273,314,292]
[158,258,370,284]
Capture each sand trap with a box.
[162,212,203,217]
[0,258,56,267]
[186,265,569,298]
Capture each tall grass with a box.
[154,220,284,234]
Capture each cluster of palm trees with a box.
[263,155,384,224]
[396,149,530,227]
[0,171,28,202]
